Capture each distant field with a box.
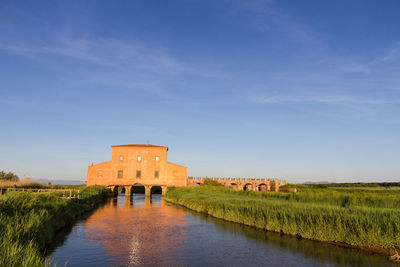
[281,182,400,189]
[281,182,400,191]
[333,182,400,187]
[0,179,86,190]
[165,185,400,261]
[330,187,400,191]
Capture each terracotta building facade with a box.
[86,144,187,195]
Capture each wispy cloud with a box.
[341,64,371,74]
[0,35,230,103]
[0,37,183,102]
[42,37,120,67]
[372,42,400,64]
[0,43,37,58]
[0,98,38,108]
[227,0,320,46]
[341,42,400,74]
[0,35,228,79]
[0,36,182,73]
[252,94,400,105]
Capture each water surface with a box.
[49,194,393,266]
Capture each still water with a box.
[49,194,393,267]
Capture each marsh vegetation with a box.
[165,185,400,261]
[0,185,107,267]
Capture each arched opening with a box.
[244,184,253,191]
[194,183,201,187]
[151,185,162,195]
[228,183,238,190]
[112,186,119,195]
[132,183,145,194]
[258,184,267,192]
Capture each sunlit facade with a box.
[86,144,187,188]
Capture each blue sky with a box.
[1,0,400,183]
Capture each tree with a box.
[0,171,20,181]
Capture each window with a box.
[137,155,142,162]
[136,170,141,178]
[97,170,103,178]
[117,170,123,178]
[155,156,160,162]
[155,171,159,179]
[119,155,124,161]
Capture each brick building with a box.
[86,144,187,191]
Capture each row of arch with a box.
[193,183,273,192]
[109,184,164,196]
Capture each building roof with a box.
[111,144,168,149]
[166,161,187,168]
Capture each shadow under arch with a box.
[132,183,145,194]
[258,183,268,192]
[151,185,162,195]
[243,184,253,191]
[111,186,119,195]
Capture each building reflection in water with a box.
[50,193,394,267]
[83,194,188,266]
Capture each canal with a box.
[48,194,393,266]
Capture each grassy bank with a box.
[165,186,400,260]
[0,185,108,267]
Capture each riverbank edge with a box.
[0,186,109,266]
[164,197,399,263]
[46,190,109,244]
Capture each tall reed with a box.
[165,186,400,256]
[0,185,107,266]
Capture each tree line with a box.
[0,171,19,181]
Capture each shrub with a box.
[202,178,224,186]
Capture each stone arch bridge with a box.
[105,177,289,197]
[187,177,287,192]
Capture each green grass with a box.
[0,185,107,267]
[165,185,400,256]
